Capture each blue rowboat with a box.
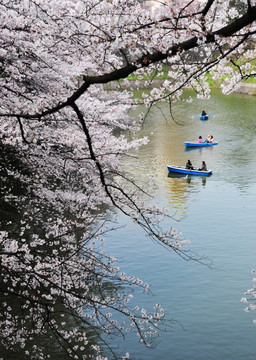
[167,165,212,176]
[200,115,208,120]
[184,141,218,148]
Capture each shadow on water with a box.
[184,145,218,153]
[185,146,201,152]
[167,172,208,185]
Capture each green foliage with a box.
[127,66,171,81]
[126,61,256,86]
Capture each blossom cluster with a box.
[1,0,255,359]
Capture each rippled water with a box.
[104,89,256,360]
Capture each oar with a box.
[193,114,214,118]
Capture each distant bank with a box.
[105,79,256,96]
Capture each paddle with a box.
[193,114,214,118]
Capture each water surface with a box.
[104,89,256,360]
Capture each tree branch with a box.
[1,6,256,123]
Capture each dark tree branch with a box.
[201,0,215,16]
[17,116,30,144]
[214,6,256,37]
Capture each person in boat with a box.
[205,134,211,143]
[201,110,207,116]
[198,161,207,171]
[186,160,194,170]
[209,135,214,143]
[197,135,203,143]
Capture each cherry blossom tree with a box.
[242,270,256,322]
[1,0,256,359]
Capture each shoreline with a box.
[105,79,256,95]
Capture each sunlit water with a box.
[104,90,256,360]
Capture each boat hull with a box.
[167,165,212,176]
[184,142,218,148]
[200,115,208,120]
